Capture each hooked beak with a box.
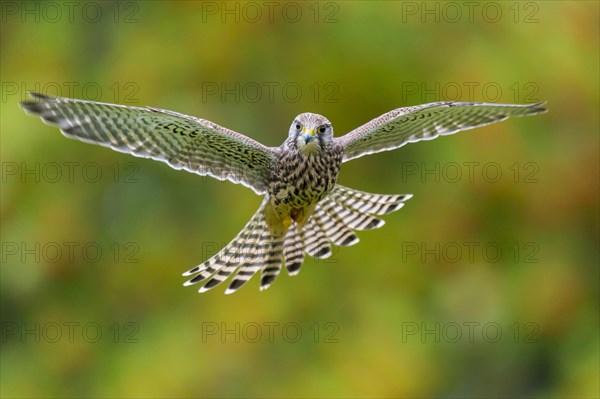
[302,127,315,144]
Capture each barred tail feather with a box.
[183,198,280,294]
[330,185,412,215]
[284,224,304,276]
[183,185,412,294]
[314,205,359,247]
[182,198,266,279]
[298,184,412,259]
[225,226,272,294]
[326,198,386,230]
[302,212,333,259]
[259,236,284,291]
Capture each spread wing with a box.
[336,101,547,162]
[20,93,276,194]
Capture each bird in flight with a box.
[21,93,546,294]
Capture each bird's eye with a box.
[318,126,327,134]
[295,123,302,131]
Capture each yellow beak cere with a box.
[302,127,315,136]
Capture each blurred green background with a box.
[1,1,598,398]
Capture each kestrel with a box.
[20,93,546,294]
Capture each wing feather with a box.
[336,101,547,162]
[20,92,276,194]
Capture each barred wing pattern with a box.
[336,101,547,162]
[20,93,276,194]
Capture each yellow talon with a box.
[282,216,292,229]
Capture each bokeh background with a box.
[1,1,598,398]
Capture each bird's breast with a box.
[268,148,342,220]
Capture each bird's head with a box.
[289,112,333,155]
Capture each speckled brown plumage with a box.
[20,93,546,294]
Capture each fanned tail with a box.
[183,185,412,293]
[183,198,284,294]
[330,185,411,215]
[284,184,412,276]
